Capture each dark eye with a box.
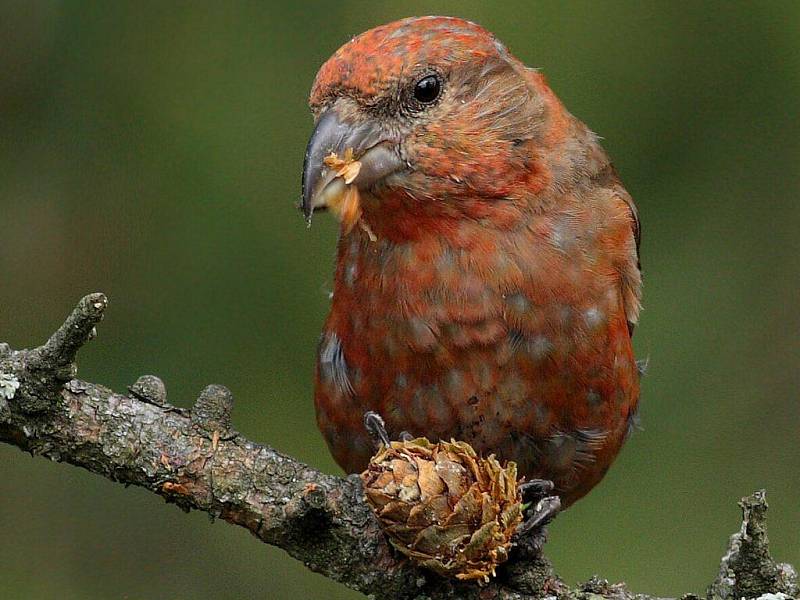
[413,74,442,104]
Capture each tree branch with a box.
[0,295,796,599]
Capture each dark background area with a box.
[1,2,798,599]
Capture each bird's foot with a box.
[514,479,561,558]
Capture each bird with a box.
[301,16,641,509]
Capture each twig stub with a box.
[191,384,235,436]
[36,293,108,369]
[129,375,168,407]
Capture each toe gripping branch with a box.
[513,480,561,558]
[518,481,561,534]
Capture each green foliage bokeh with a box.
[1,2,798,599]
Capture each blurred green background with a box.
[1,1,798,599]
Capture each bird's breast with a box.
[314,212,638,504]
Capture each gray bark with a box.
[0,294,796,600]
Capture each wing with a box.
[617,187,642,336]
[593,163,642,335]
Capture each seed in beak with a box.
[324,148,362,184]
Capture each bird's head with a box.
[302,16,570,238]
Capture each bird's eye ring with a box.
[412,74,442,105]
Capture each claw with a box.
[513,479,561,558]
[516,495,561,537]
[519,479,555,504]
[363,411,391,448]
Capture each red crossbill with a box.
[302,16,642,508]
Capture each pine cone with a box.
[361,437,523,582]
